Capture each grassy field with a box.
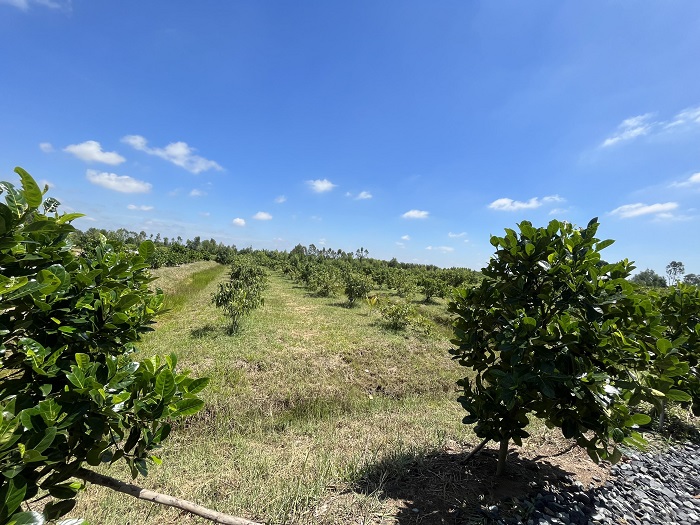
[70,262,700,525]
[72,262,479,524]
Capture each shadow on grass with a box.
[348,443,591,525]
[666,414,700,444]
[190,323,222,338]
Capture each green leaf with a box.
[655,338,673,355]
[168,398,204,418]
[56,213,85,224]
[138,240,155,260]
[625,413,651,427]
[185,377,209,395]
[155,369,176,400]
[32,426,57,453]
[7,511,45,525]
[75,353,90,370]
[665,389,692,402]
[4,475,27,516]
[15,167,42,208]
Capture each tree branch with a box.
[462,436,491,463]
[77,468,263,525]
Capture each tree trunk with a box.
[658,398,666,429]
[77,468,263,525]
[496,438,509,476]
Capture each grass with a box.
[71,264,473,524]
[68,263,700,524]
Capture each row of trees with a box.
[449,218,700,475]
[71,228,238,269]
[280,244,481,304]
[630,261,700,288]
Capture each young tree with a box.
[449,219,655,475]
[344,271,375,306]
[0,169,258,524]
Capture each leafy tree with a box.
[307,264,343,297]
[0,169,210,523]
[418,275,448,303]
[653,284,700,422]
[213,256,268,334]
[666,261,685,286]
[630,268,667,288]
[684,273,700,286]
[344,272,375,306]
[378,300,415,330]
[449,219,656,475]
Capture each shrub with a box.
[0,168,208,523]
[378,300,414,330]
[212,256,268,334]
[449,219,661,474]
[344,272,375,306]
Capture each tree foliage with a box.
[449,218,663,474]
[666,261,685,286]
[213,256,268,334]
[344,272,375,306]
[0,168,208,523]
[630,268,667,288]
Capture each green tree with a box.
[0,169,214,523]
[213,256,268,334]
[684,273,700,286]
[344,272,375,306]
[449,219,655,475]
[630,268,667,288]
[666,261,685,286]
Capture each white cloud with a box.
[665,106,700,129]
[448,232,466,238]
[275,195,287,204]
[401,235,411,241]
[425,246,454,253]
[542,195,564,203]
[232,218,246,227]
[609,202,678,219]
[307,179,336,193]
[64,141,125,165]
[121,135,223,174]
[39,142,54,153]
[356,191,372,200]
[86,169,151,193]
[252,211,272,220]
[601,114,655,147]
[189,189,206,197]
[670,172,700,188]
[489,195,563,212]
[489,197,540,211]
[200,212,211,217]
[395,242,405,247]
[402,209,429,219]
[1,0,69,10]
[549,207,570,215]
[602,106,700,148]
[127,204,154,211]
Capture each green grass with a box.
[70,264,473,524]
[67,262,700,524]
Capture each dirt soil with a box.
[321,438,610,524]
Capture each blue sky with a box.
[1,1,699,276]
